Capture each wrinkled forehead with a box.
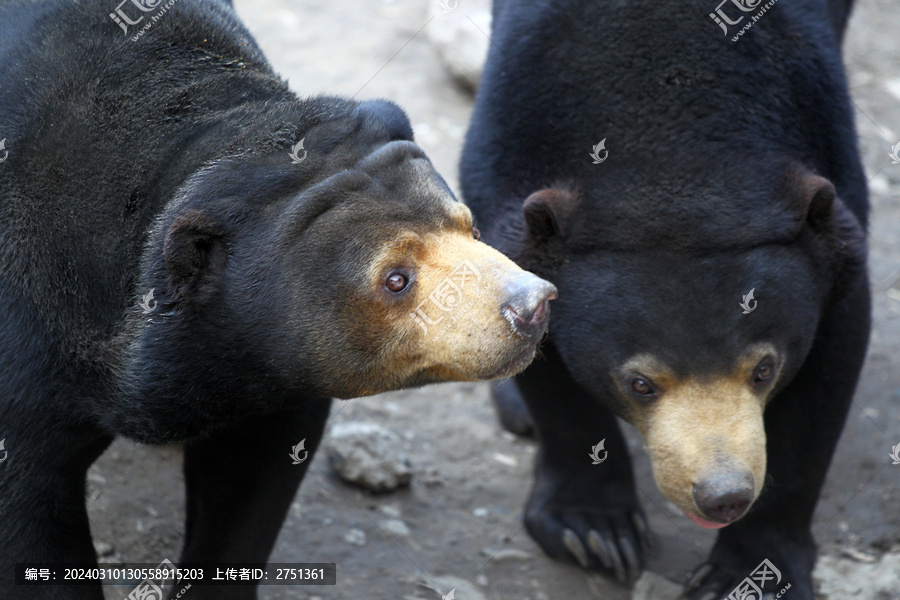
[305,144,475,240]
[566,157,809,252]
[360,148,474,232]
[365,201,474,267]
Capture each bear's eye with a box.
[385,272,410,294]
[630,376,657,398]
[752,361,774,386]
[472,226,481,241]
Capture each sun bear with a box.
[0,1,556,598]
[460,0,870,598]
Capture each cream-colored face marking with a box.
[346,202,553,396]
[621,344,779,519]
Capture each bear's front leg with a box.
[513,344,651,584]
[0,433,112,600]
[177,399,332,600]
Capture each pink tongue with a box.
[684,511,729,529]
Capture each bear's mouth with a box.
[480,344,538,380]
[683,510,730,530]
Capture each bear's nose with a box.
[692,471,754,524]
[501,273,557,338]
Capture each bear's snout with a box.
[501,274,557,338]
[692,470,755,525]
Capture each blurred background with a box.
[92,0,900,598]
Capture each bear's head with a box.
[137,100,556,406]
[511,159,866,528]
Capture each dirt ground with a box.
[88,0,900,599]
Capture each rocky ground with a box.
[90,0,900,599]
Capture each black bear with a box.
[461,0,870,598]
[0,1,557,598]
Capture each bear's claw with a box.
[683,562,714,593]
[681,560,801,600]
[630,510,652,554]
[556,514,645,584]
[563,529,591,569]
[587,530,614,570]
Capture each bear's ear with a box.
[163,210,227,298]
[356,99,414,142]
[800,174,836,229]
[522,188,578,242]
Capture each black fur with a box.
[461,0,869,598]
[0,1,465,598]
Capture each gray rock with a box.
[631,571,683,600]
[379,518,411,537]
[488,548,533,562]
[426,0,491,91]
[325,422,412,492]
[343,528,367,547]
[93,541,114,557]
[814,551,900,599]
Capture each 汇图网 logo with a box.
[109,0,162,34]
[727,558,791,599]
[109,0,182,42]
[410,259,482,336]
[709,0,780,42]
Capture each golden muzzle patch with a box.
[633,374,767,528]
[358,200,557,393]
[404,227,556,381]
